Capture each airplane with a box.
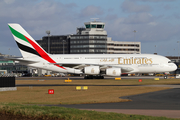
[8,23,177,79]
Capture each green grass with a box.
[0,103,179,120]
[0,86,169,105]
[1,79,180,119]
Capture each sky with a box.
[1,0,180,56]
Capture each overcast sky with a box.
[1,0,180,56]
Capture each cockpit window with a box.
[168,61,174,63]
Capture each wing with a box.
[49,63,134,73]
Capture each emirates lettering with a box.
[118,57,152,64]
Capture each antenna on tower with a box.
[91,18,99,22]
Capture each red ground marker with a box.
[48,89,54,94]
[139,79,142,82]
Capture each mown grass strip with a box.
[0,103,179,120]
[0,86,169,105]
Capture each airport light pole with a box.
[46,31,50,53]
[8,48,10,57]
[46,31,50,75]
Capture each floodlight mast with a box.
[46,31,50,53]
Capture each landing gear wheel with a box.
[164,75,167,79]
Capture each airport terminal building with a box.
[36,21,141,54]
[107,38,141,54]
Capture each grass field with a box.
[1,78,180,119]
[0,78,177,105]
[0,103,179,120]
[0,86,170,105]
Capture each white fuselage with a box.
[19,54,177,75]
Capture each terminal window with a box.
[97,24,104,28]
[86,24,90,28]
[91,25,96,28]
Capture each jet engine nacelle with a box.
[106,68,121,76]
[84,66,100,75]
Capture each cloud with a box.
[131,0,176,2]
[3,0,15,4]
[121,0,151,13]
[124,13,154,24]
[79,5,104,17]
[174,13,180,19]
[0,0,80,35]
[104,11,180,44]
[106,19,180,44]
[148,22,158,26]
[0,0,82,56]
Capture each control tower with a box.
[81,21,107,35]
[70,20,107,54]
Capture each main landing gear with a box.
[84,75,104,79]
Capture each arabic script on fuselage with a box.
[100,57,153,65]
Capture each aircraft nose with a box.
[171,63,177,71]
[172,63,177,71]
[167,63,177,72]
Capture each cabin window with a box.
[168,61,174,63]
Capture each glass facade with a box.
[36,34,107,54]
[37,36,70,54]
[70,35,107,54]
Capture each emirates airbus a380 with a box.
[8,23,177,79]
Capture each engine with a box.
[84,66,100,75]
[106,68,121,76]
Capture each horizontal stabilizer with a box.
[6,57,39,64]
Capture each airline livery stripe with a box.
[16,41,41,57]
[24,36,66,70]
[8,25,30,44]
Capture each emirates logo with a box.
[113,70,116,75]
[91,68,95,73]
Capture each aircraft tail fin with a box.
[8,23,48,58]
